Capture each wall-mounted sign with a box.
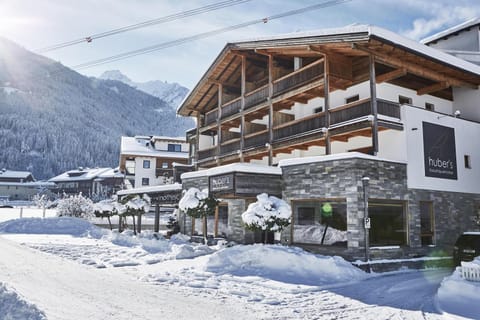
[422,122,457,180]
[210,173,234,193]
[152,192,181,204]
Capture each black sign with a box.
[422,122,457,180]
[210,174,234,193]
[152,191,181,204]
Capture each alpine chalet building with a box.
[176,24,480,260]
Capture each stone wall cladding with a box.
[282,158,408,253]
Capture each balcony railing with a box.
[245,86,269,110]
[273,61,324,96]
[330,100,371,125]
[221,139,240,155]
[198,147,217,160]
[222,98,242,119]
[274,112,326,141]
[244,130,269,149]
[377,99,400,118]
[205,109,218,126]
[156,168,174,177]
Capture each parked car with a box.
[453,232,480,266]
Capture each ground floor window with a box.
[420,201,434,246]
[369,201,406,246]
[191,203,228,237]
[292,199,347,246]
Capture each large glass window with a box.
[292,200,347,246]
[420,201,434,246]
[369,201,406,246]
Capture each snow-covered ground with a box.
[0,212,478,319]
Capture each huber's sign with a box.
[422,122,457,180]
[210,173,234,193]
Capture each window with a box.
[345,94,359,104]
[168,144,182,152]
[141,178,149,186]
[398,95,412,105]
[369,201,406,246]
[143,160,150,169]
[420,201,434,246]
[215,205,228,237]
[292,200,347,246]
[465,155,471,169]
[314,106,324,113]
[162,162,168,169]
[425,103,435,111]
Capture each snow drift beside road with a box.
[437,258,480,319]
[0,282,46,320]
[0,217,106,237]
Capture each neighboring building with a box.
[0,169,53,201]
[119,136,190,188]
[177,23,480,260]
[49,167,122,198]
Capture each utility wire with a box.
[36,0,251,53]
[72,0,352,71]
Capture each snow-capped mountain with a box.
[0,37,193,180]
[100,70,189,109]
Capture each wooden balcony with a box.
[155,168,174,177]
[244,130,269,149]
[273,61,324,97]
[220,139,240,155]
[274,112,326,141]
[222,98,242,119]
[205,109,218,126]
[245,86,269,110]
[198,146,217,161]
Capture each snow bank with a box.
[437,258,480,319]
[0,217,107,238]
[0,282,46,320]
[205,244,368,286]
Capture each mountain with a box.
[0,38,194,180]
[100,70,189,109]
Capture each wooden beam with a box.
[417,81,449,95]
[286,96,309,104]
[376,68,407,83]
[353,43,478,89]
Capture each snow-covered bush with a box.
[121,194,150,216]
[242,193,291,233]
[179,188,218,219]
[56,193,94,219]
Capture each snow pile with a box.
[178,187,207,211]
[0,217,106,238]
[0,283,46,320]
[436,258,480,319]
[242,193,291,232]
[205,244,368,286]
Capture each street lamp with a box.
[361,176,371,272]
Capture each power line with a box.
[36,0,251,53]
[71,0,352,71]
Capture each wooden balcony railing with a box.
[245,85,269,110]
[273,61,324,96]
[244,130,269,149]
[156,168,174,177]
[220,139,240,155]
[205,109,218,126]
[377,99,401,118]
[198,147,217,160]
[274,112,326,141]
[330,99,371,125]
[222,98,242,119]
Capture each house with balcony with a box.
[119,136,189,188]
[177,23,480,260]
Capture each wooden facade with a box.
[178,28,480,168]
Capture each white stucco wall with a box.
[134,157,165,187]
[404,106,480,193]
[452,87,480,122]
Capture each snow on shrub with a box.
[178,188,218,219]
[56,193,94,219]
[119,194,150,216]
[241,193,291,232]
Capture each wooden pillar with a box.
[268,54,274,165]
[137,213,142,234]
[195,113,200,170]
[240,56,246,162]
[324,55,331,155]
[369,54,379,156]
[217,83,223,164]
[154,203,160,233]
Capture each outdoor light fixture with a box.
[437,110,461,119]
[361,176,371,272]
[321,127,328,134]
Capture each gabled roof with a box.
[0,169,34,180]
[49,167,111,182]
[421,18,480,45]
[178,24,480,117]
[120,136,188,159]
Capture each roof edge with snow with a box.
[278,152,407,168]
[181,163,282,180]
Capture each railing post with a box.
[369,54,379,156]
[324,55,331,155]
[217,83,223,164]
[240,55,246,162]
[268,54,274,165]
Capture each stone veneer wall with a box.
[281,157,409,259]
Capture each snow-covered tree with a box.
[117,194,150,234]
[179,187,218,243]
[242,193,291,243]
[56,193,94,219]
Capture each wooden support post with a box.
[240,56,246,162]
[154,203,160,233]
[137,213,142,234]
[217,84,223,164]
[195,113,200,170]
[324,55,331,155]
[268,54,274,165]
[369,54,379,156]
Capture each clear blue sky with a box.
[1,0,479,89]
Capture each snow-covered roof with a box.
[232,24,480,77]
[117,183,182,196]
[181,163,282,179]
[0,181,54,187]
[421,18,480,44]
[278,152,406,168]
[49,167,112,182]
[0,170,33,180]
[97,167,124,179]
[120,136,189,159]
